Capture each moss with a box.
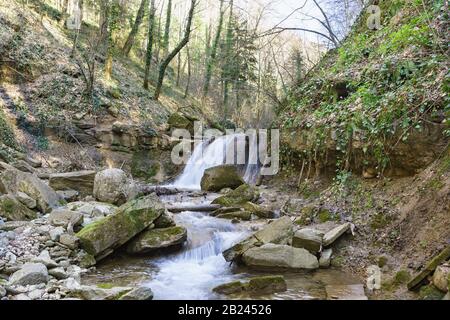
[294,206,315,226]
[378,256,388,268]
[212,184,260,207]
[213,281,246,295]
[370,212,393,230]
[419,284,445,300]
[0,108,18,150]
[247,276,287,294]
[393,270,411,285]
[97,283,116,289]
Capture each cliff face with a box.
[278,0,449,178]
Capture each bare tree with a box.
[122,0,148,56]
[143,0,156,89]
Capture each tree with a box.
[143,0,156,89]
[59,0,69,27]
[153,0,197,100]
[202,0,225,98]
[162,0,172,57]
[122,0,148,56]
[221,0,234,114]
[104,0,122,81]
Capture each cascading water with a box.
[169,133,260,189]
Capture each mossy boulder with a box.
[419,284,445,300]
[76,194,165,259]
[0,194,37,221]
[216,210,252,221]
[247,276,287,294]
[126,226,187,254]
[168,112,193,132]
[212,184,260,207]
[213,281,246,295]
[131,150,162,183]
[48,170,96,197]
[241,202,274,219]
[0,169,64,213]
[293,206,316,225]
[200,165,245,192]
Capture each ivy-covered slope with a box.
[279,0,449,178]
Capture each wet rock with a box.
[212,184,260,207]
[0,194,37,221]
[419,284,445,300]
[49,227,65,241]
[76,194,165,258]
[432,264,450,292]
[70,285,132,300]
[49,170,96,197]
[213,281,247,295]
[223,216,293,262]
[153,210,175,228]
[59,234,79,250]
[200,165,245,192]
[322,223,351,247]
[0,169,64,213]
[211,207,242,216]
[408,245,450,290]
[216,211,252,221]
[48,209,83,229]
[0,220,30,231]
[9,263,48,286]
[126,226,187,254]
[292,228,324,254]
[247,275,287,294]
[93,169,137,205]
[319,248,333,268]
[242,244,319,270]
[76,250,96,268]
[16,191,37,209]
[119,286,153,300]
[325,284,367,300]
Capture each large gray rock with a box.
[119,286,153,300]
[71,285,132,300]
[0,169,64,213]
[200,165,245,192]
[223,216,293,262]
[9,263,49,286]
[319,248,333,268]
[32,250,58,268]
[323,223,351,246]
[93,169,137,205]
[242,244,319,270]
[126,226,187,254]
[49,170,96,197]
[0,194,37,221]
[212,184,260,207]
[292,228,324,253]
[16,191,37,209]
[76,194,165,258]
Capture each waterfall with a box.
[170,133,260,189]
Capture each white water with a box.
[148,209,251,300]
[169,133,260,189]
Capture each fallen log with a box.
[167,204,221,213]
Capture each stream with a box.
[82,134,363,300]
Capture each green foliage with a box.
[0,108,18,149]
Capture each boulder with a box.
[322,223,351,246]
[0,169,64,213]
[126,226,187,254]
[216,210,252,221]
[153,210,176,228]
[200,165,245,192]
[48,267,69,280]
[432,264,450,292]
[48,209,83,229]
[49,226,65,241]
[59,233,80,250]
[32,250,58,268]
[65,201,117,218]
[213,281,246,295]
[292,228,324,253]
[93,169,137,205]
[319,248,333,268]
[223,216,293,262]
[76,194,165,258]
[57,190,79,202]
[49,170,96,197]
[16,191,37,209]
[119,286,153,300]
[242,244,319,270]
[8,263,48,286]
[212,184,260,207]
[241,202,274,219]
[0,194,37,221]
[168,112,193,132]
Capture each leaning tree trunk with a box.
[122,0,148,56]
[143,0,156,89]
[153,0,196,100]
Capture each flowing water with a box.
[83,134,363,300]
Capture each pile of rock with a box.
[222,216,353,272]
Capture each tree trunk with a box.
[202,0,224,98]
[153,0,196,100]
[162,0,172,57]
[143,0,156,89]
[222,0,234,119]
[122,0,148,56]
[184,45,191,98]
[59,0,69,27]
